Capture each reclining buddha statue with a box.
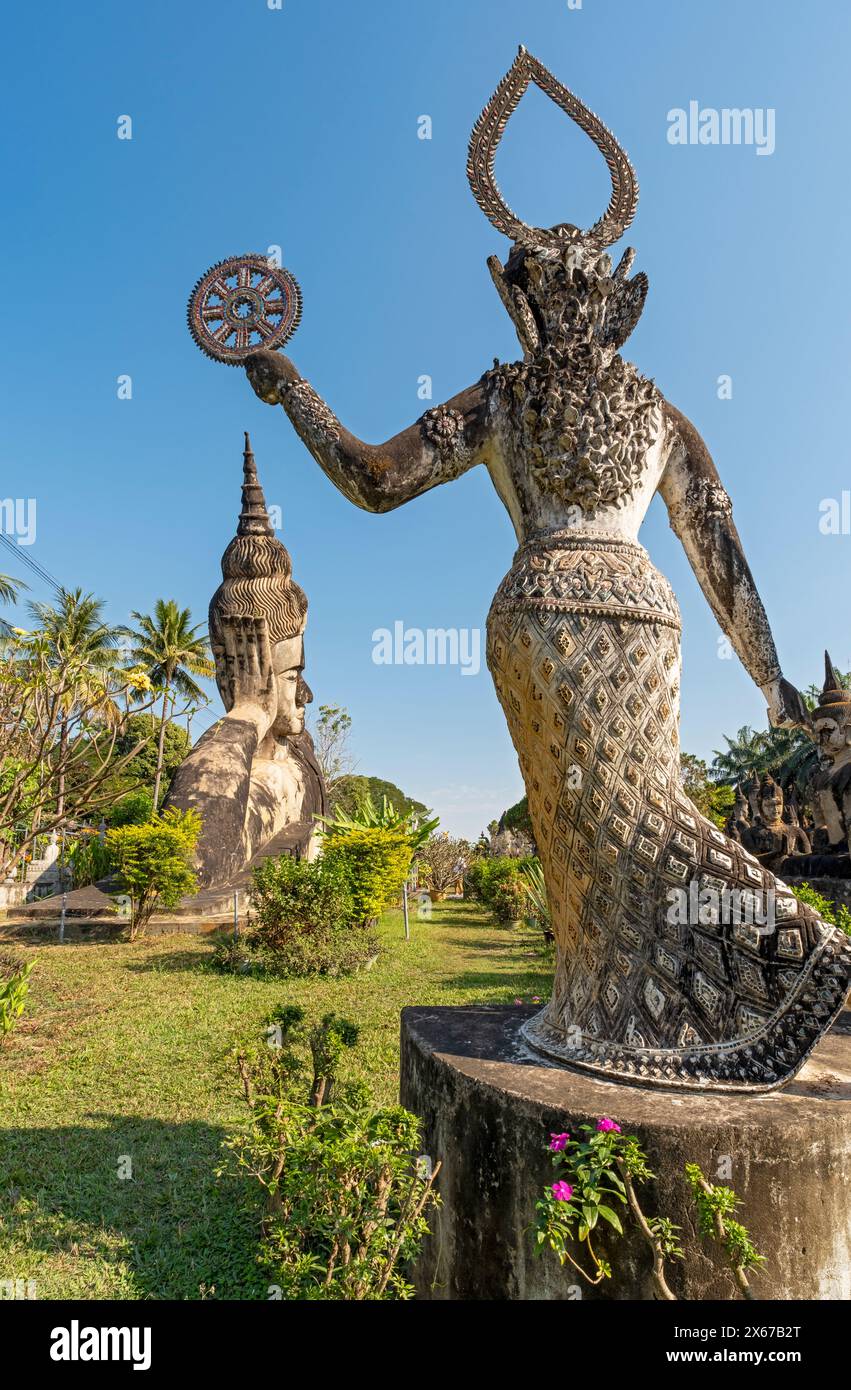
[233,49,848,1091]
[167,434,326,889]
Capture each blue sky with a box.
[2,0,850,838]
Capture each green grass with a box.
[0,901,552,1300]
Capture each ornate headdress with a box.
[812,651,851,723]
[209,433,307,646]
[468,47,648,355]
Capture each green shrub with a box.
[68,829,112,889]
[225,1009,440,1299]
[465,856,537,920]
[247,854,372,977]
[106,790,154,827]
[322,828,412,926]
[0,958,36,1045]
[490,874,530,924]
[789,881,851,936]
[106,807,201,939]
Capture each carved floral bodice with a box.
[482,348,668,544]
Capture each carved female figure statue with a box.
[167,434,326,887]
[239,49,850,1090]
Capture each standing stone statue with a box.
[810,653,851,856]
[220,49,848,1090]
[167,434,326,888]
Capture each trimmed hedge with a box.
[322,828,412,926]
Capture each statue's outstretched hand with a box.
[220,614,278,740]
[761,674,811,732]
[244,349,300,405]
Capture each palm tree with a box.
[0,573,26,605]
[28,588,124,822]
[122,600,213,811]
[0,572,27,636]
[711,726,768,784]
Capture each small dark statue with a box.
[191,49,849,1091]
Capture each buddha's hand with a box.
[220,614,278,740]
[761,674,810,732]
[244,349,300,405]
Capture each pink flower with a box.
[532,996,542,1003]
[596,1117,621,1133]
[549,1132,569,1152]
[514,998,523,1005]
[551,1181,573,1202]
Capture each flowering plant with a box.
[533,1118,763,1300]
[533,1120,639,1285]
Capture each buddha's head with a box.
[468,48,648,362]
[758,773,783,827]
[209,433,312,737]
[812,651,851,764]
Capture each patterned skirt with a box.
[487,532,851,1092]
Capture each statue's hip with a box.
[486,531,681,632]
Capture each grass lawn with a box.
[0,901,552,1300]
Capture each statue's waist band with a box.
[491,533,681,629]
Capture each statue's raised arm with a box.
[243,347,491,513]
[658,401,809,730]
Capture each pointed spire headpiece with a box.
[209,434,306,646]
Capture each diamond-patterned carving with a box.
[487,534,851,1092]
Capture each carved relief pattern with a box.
[691,478,733,519]
[420,405,471,471]
[281,379,342,446]
[487,347,661,514]
[486,536,851,1091]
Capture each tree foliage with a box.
[105,807,201,939]
[331,774,428,821]
[0,627,158,880]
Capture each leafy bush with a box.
[68,829,112,889]
[790,881,851,937]
[225,1008,440,1299]
[322,828,412,926]
[465,855,537,923]
[105,807,201,939]
[105,790,154,827]
[490,875,530,924]
[0,957,36,1046]
[246,854,370,977]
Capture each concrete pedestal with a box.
[400,1004,851,1300]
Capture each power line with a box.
[0,531,63,597]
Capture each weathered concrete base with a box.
[400,1005,851,1300]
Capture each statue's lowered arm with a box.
[244,347,491,514]
[658,402,808,729]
